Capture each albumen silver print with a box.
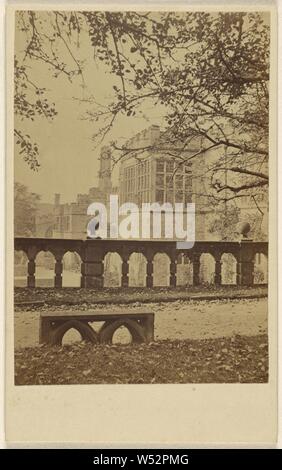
[5,2,277,446]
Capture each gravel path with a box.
[14,297,267,348]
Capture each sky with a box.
[14,10,270,204]
[14,12,166,203]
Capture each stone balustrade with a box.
[14,237,268,288]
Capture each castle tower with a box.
[98,146,112,194]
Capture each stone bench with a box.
[39,309,154,346]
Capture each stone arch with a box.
[128,252,147,287]
[50,320,98,346]
[103,252,122,287]
[176,252,193,286]
[61,328,82,345]
[35,250,56,287]
[199,253,215,285]
[14,250,28,287]
[253,252,268,284]
[62,251,82,287]
[99,319,146,344]
[111,326,133,344]
[153,252,170,287]
[221,253,237,285]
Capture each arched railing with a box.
[14,238,268,288]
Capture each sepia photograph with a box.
[12,7,271,388]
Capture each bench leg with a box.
[142,316,154,342]
[49,320,98,346]
[39,318,52,344]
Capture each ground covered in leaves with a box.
[15,285,267,308]
[15,334,268,385]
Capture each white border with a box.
[1,0,280,448]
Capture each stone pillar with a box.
[27,258,35,288]
[81,242,104,288]
[54,257,63,288]
[236,241,254,286]
[237,260,254,286]
[121,257,129,287]
[146,257,154,288]
[169,257,177,287]
[192,253,200,286]
[214,254,222,286]
[80,265,85,288]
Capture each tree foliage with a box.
[14,57,57,170]
[15,10,269,201]
[14,182,40,236]
[209,205,241,240]
[209,203,267,240]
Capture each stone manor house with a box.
[29,125,268,286]
[50,125,212,242]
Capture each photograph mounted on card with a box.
[5,2,277,446]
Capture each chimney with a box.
[54,193,61,206]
